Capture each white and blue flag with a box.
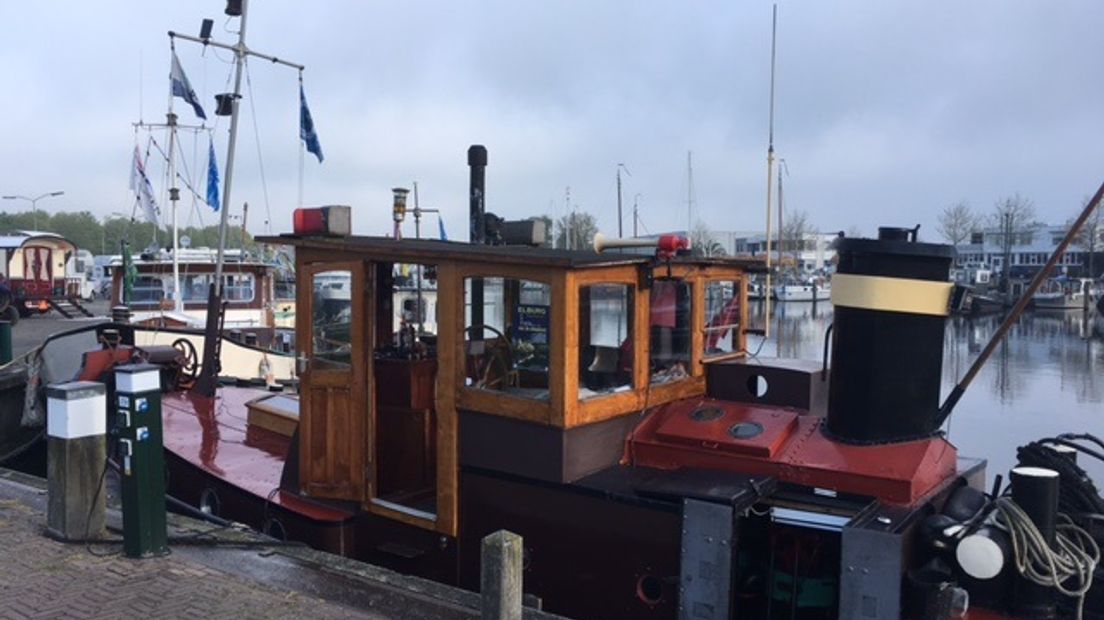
[171,51,207,120]
[299,84,324,163]
[206,138,220,211]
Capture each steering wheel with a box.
[172,338,200,387]
[463,324,516,390]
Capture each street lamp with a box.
[2,191,64,231]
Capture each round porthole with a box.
[636,574,664,606]
[729,422,764,439]
[689,406,724,422]
[263,517,288,541]
[746,374,768,399]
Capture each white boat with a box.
[773,278,831,302]
[1033,277,1094,310]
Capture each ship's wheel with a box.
[172,338,199,389]
[463,324,517,390]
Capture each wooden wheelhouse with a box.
[261,232,757,539]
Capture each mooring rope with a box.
[991,496,1099,619]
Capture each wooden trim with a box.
[690,273,705,376]
[366,499,436,530]
[738,275,749,353]
[455,262,559,284]
[554,271,574,427]
[457,388,552,425]
[434,262,460,536]
[572,265,639,287]
[569,374,706,428]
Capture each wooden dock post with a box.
[46,381,107,541]
[481,529,523,620]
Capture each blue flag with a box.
[206,138,220,211]
[438,215,448,241]
[299,84,324,163]
[170,51,207,120]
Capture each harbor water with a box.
[748,301,1104,483]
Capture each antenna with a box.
[616,163,631,238]
[687,151,695,248]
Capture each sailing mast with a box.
[763,4,778,338]
[171,0,305,395]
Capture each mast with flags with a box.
[169,0,316,396]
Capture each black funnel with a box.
[826,227,955,444]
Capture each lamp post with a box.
[1,191,64,231]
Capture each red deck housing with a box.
[626,398,957,505]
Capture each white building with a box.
[954,222,1100,280]
[724,231,839,273]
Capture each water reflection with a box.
[747,300,1104,480]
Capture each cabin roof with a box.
[257,234,766,271]
[0,231,76,250]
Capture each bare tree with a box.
[846,225,865,239]
[937,202,980,245]
[781,209,811,263]
[1070,195,1104,278]
[690,219,727,257]
[990,194,1037,294]
[555,211,599,251]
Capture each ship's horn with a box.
[593,232,661,253]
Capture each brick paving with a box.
[0,489,387,620]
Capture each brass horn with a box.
[592,232,661,253]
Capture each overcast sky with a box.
[2,1,1103,245]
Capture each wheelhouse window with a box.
[579,284,633,399]
[311,270,352,369]
[181,273,255,303]
[703,280,741,357]
[130,276,165,305]
[464,277,551,401]
[650,278,691,384]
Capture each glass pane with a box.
[311,270,352,369]
[704,280,740,357]
[464,277,551,401]
[650,279,691,384]
[579,284,633,399]
[391,263,438,347]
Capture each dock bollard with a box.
[46,381,107,541]
[481,529,523,620]
[0,320,11,364]
[1010,466,1059,619]
[115,363,169,558]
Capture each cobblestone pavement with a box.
[0,486,388,619]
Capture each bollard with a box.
[111,305,132,324]
[0,320,11,365]
[115,363,168,558]
[481,529,523,620]
[46,381,107,541]
[1011,466,1059,619]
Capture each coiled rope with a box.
[991,496,1100,619]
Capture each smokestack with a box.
[468,145,487,245]
[826,226,955,444]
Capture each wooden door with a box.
[298,261,369,499]
[23,246,52,296]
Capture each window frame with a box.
[577,281,636,402]
[455,264,561,425]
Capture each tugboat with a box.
[80,159,1094,619]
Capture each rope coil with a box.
[991,496,1100,619]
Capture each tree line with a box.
[0,210,259,256]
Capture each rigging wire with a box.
[243,58,274,237]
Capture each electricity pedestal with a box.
[115,363,168,558]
